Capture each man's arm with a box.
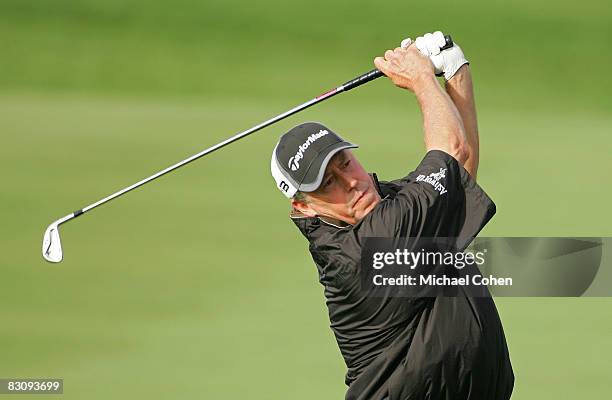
[445,65,479,179]
[409,32,479,178]
[374,46,468,164]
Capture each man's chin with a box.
[353,195,380,223]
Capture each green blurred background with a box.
[1,0,611,398]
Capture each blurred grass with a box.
[0,0,611,399]
[1,0,610,110]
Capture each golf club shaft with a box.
[64,68,385,223]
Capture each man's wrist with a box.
[445,64,469,89]
[411,73,439,96]
[447,63,469,82]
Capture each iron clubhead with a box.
[42,222,63,263]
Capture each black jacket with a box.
[291,151,514,400]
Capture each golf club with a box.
[42,35,454,263]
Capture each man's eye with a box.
[343,159,351,168]
[324,176,334,187]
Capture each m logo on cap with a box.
[287,129,329,171]
[279,181,290,192]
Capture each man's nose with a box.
[338,171,359,190]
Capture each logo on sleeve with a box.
[416,168,447,195]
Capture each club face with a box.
[42,223,63,263]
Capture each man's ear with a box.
[291,198,317,217]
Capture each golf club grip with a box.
[341,69,384,92]
[441,34,454,50]
[341,35,453,92]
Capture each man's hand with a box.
[402,31,469,81]
[373,45,435,93]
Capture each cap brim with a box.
[298,141,358,192]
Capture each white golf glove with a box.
[401,31,468,81]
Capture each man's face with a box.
[292,150,381,225]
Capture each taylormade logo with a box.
[416,168,447,195]
[287,130,329,171]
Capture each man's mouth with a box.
[353,189,368,208]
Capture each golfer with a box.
[271,32,513,400]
